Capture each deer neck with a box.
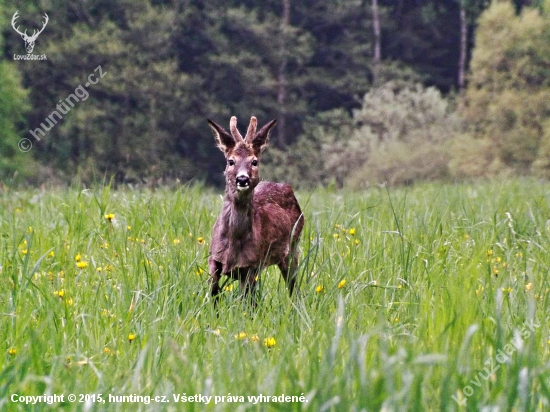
[223,188,254,240]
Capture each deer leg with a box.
[278,252,299,297]
[209,259,223,306]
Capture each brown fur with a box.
[207,116,304,306]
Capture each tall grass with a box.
[1,179,550,411]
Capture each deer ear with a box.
[208,119,235,154]
[251,119,276,155]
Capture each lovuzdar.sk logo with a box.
[12,10,48,61]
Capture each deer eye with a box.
[251,159,258,167]
[228,159,235,166]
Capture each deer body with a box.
[208,116,304,304]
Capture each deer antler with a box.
[230,116,244,142]
[244,116,257,141]
[27,13,49,41]
[11,11,27,38]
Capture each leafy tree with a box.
[264,81,460,188]
[17,0,199,183]
[347,82,459,186]
[0,2,38,182]
[0,0,500,186]
[461,0,550,175]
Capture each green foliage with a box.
[2,181,550,409]
[262,109,354,189]
[462,1,550,176]
[0,61,40,181]
[19,1,199,183]
[270,82,461,188]
[348,82,459,186]
[0,0,496,186]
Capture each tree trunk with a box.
[277,0,290,147]
[372,0,381,85]
[458,4,467,92]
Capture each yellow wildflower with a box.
[75,253,82,262]
[348,228,356,236]
[264,337,276,348]
[8,347,17,356]
[48,251,55,258]
[104,347,111,355]
[235,332,247,340]
[173,238,181,245]
[128,333,136,343]
[105,213,115,222]
[525,283,533,292]
[315,285,324,293]
[76,261,89,269]
[197,237,205,245]
[338,279,346,289]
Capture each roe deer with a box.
[208,116,304,306]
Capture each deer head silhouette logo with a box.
[12,11,49,54]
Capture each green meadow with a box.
[1,179,550,411]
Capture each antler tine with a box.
[29,12,48,40]
[230,116,244,142]
[244,116,257,141]
[11,11,24,36]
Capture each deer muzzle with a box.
[236,174,250,191]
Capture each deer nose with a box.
[236,174,250,190]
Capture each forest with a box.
[1,0,549,187]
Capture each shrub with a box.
[347,81,460,187]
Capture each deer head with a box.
[12,11,49,54]
[208,116,276,200]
